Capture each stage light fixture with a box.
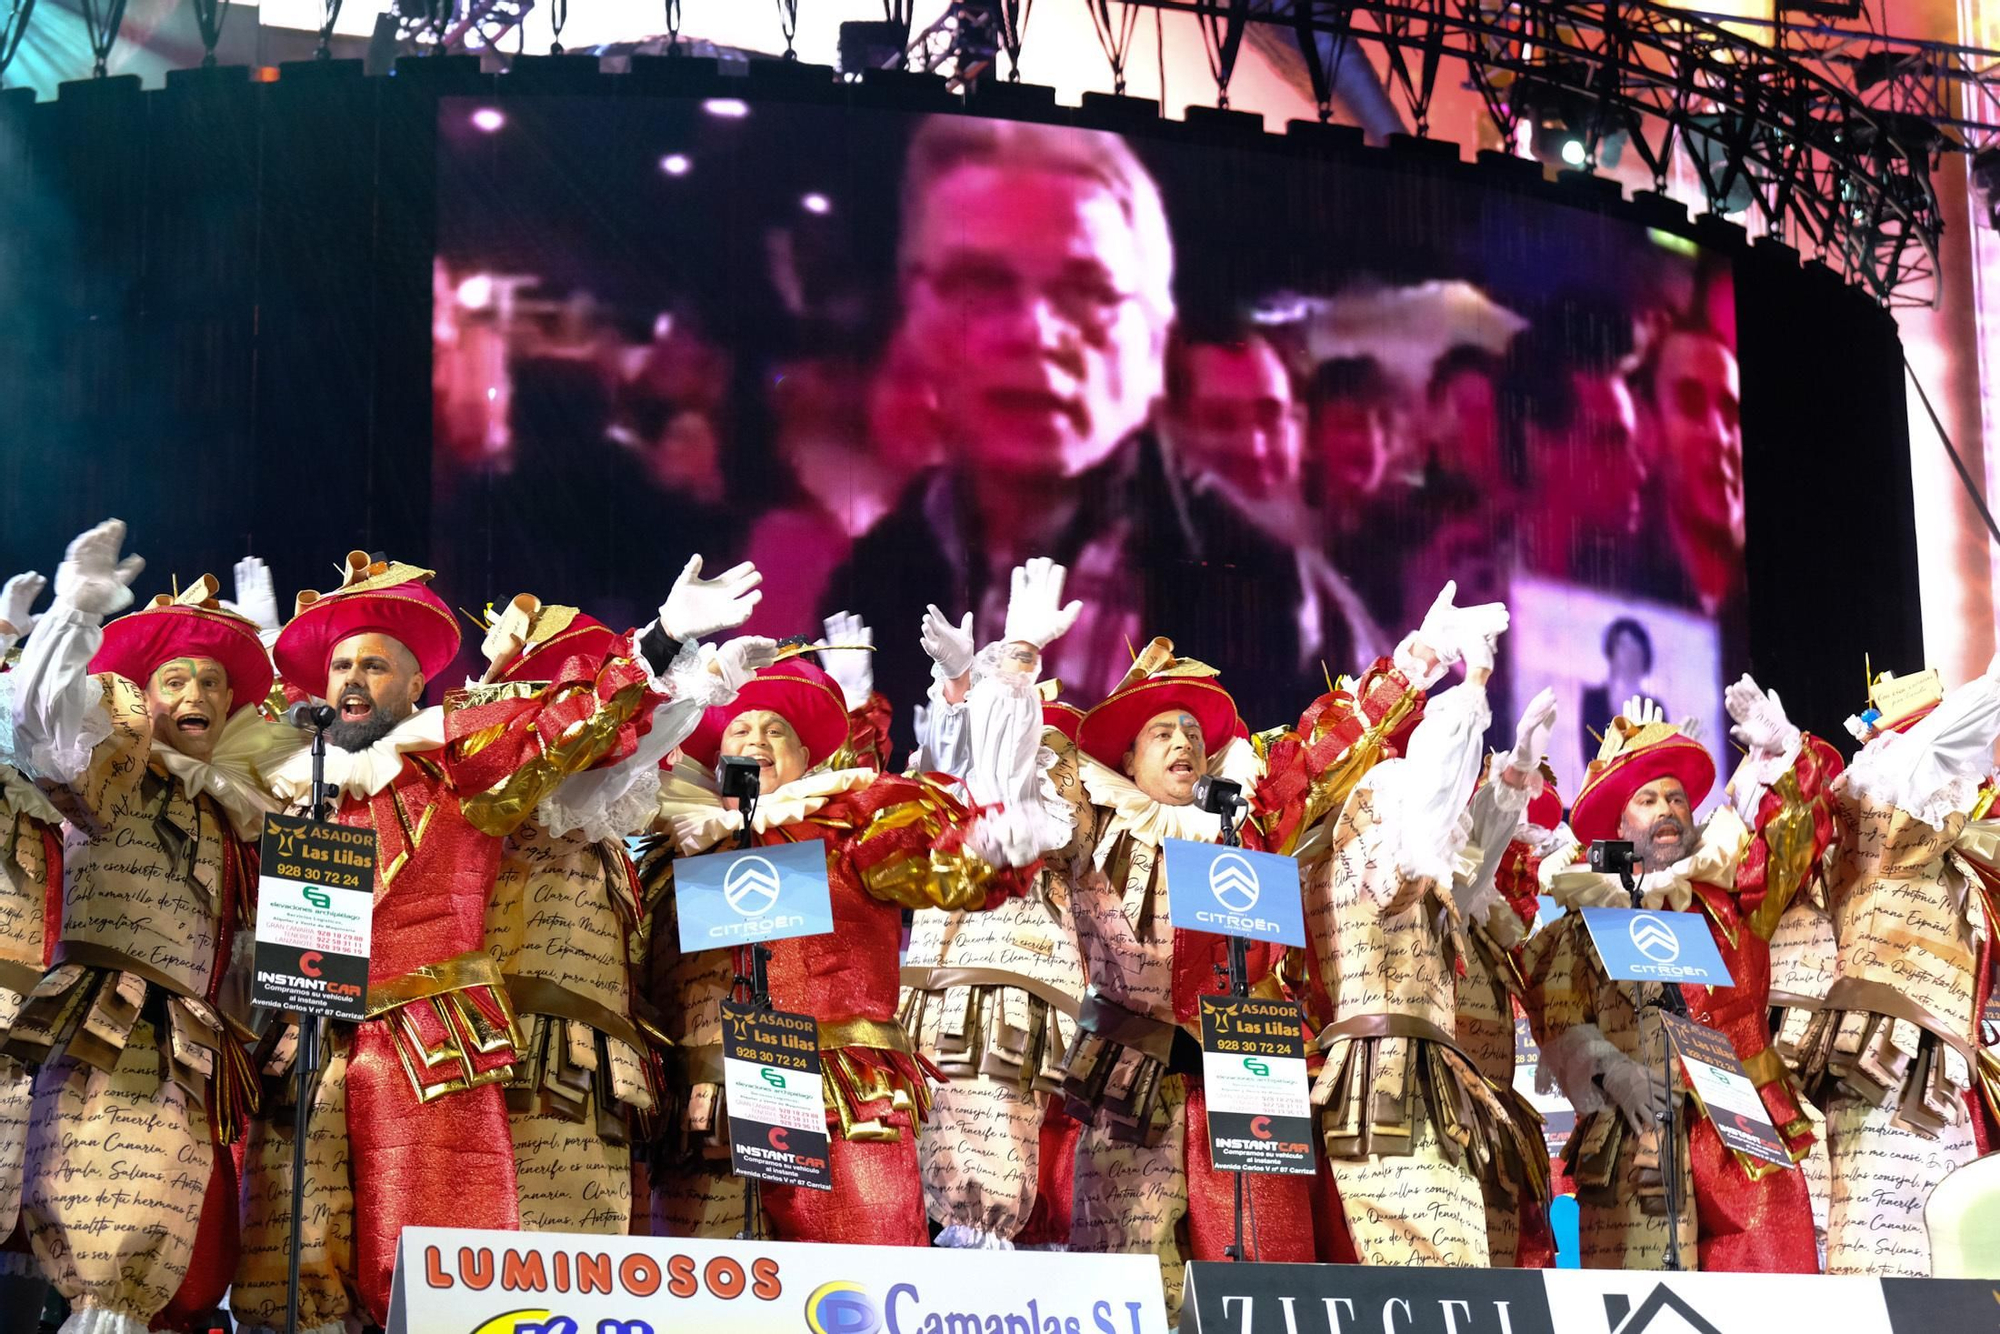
[802,192,832,215]
[660,153,692,176]
[470,107,506,133]
[1513,72,1626,172]
[703,97,751,119]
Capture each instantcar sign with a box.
[253,814,375,1021]
[388,1229,1170,1334]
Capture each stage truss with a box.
[13,0,2000,306]
[1103,0,1949,307]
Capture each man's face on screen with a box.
[1530,372,1638,529]
[1169,341,1301,498]
[1654,331,1744,551]
[903,165,1162,480]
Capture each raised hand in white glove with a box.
[1415,580,1509,670]
[1623,695,1664,727]
[709,635,781,692]
[818,611,874,710]
[920,604,976,681]
[658,555,762,642]
[1003,557,1083,650]
[1507,686,1558,779]
[224,555,281,633]
[1599,1052,1669,1135]
[0,571,45,637]
[1725,674,1800,759]
[55,519,146,618]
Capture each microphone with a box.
[1193,775,1246,817]
[285,700,336,731]
[717,755,764,804]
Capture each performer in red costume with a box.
[9,522,277,1334]
[231,550,736,1332]
[1531,679,1840,1273]
[643,632,1041,1245]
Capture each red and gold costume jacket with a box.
[643,763,1031,1157]
[251,637,659,1322]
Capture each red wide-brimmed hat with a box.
[90,577,272,716]
[1568,716,1714,845]
[477,595,620,684]
[1075,637,1239,771]
[679,655,851,771]
[273,553,461,694]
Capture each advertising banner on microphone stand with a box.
[674,839,834,952]
[1198,995,1315,1175]
[1659,1011,1792,1168]
[1161,838,1305,947]
[721,1000,832,1191]
[252,813,374,1022]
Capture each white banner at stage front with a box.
[1185,1262,1920,1334]
[388,1227,1170,1334]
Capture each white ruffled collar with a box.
[1078,735,1264,868]
[1546,807,1749,912]
[268,706,447,805]
[153,708,306,840]
[655,758,878,855]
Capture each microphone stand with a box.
[1211,791,1253,1263]
[719,757,770,1242]
[286,713,333,1334]
[1616,856,1687,1272]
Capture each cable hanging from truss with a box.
[1089,0,1144,95]
[776,0,799,58]
[0,0,36,84]
[80,0,127,76]
[1196,0,1250,108]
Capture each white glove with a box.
[54,519,146,618]
[1726,674,1800,759]
[658,555,762,642]
[710,635,781,693]
[1623,695,1664,727]
[818,611,874,710]
[1507,686,1557,778]
[1414,580,1508,670]
[224,555,281,633]
[1002,557,1083,650]
[0,570,46,637]
[1599,1052,1669,1135]
[920,604,976,681]
[1461,621,1504,675]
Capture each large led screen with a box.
[432,95,1747,795]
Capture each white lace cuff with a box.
[1371,683,1490,885]
[1391,633,1448,691]
[1842,671,2000,829]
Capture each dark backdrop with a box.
[0,57,1921,748]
